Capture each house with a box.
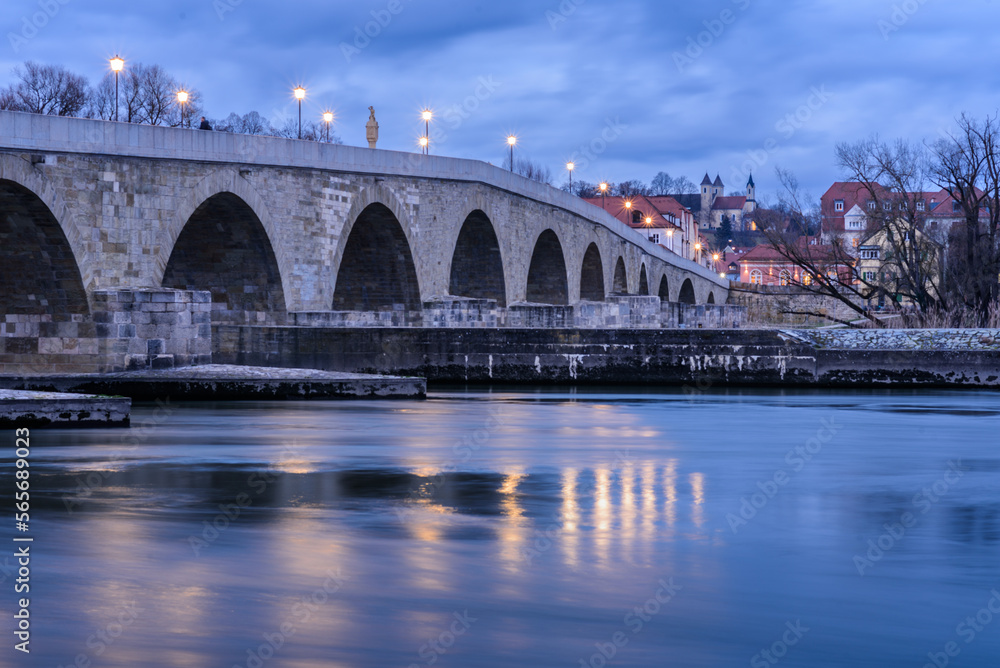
[670,173,758,232]
[820,182,982,249]
[735,239,853,287]
[582,193,697,261]
[856,223,943,308]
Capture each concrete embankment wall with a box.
[213,326,1000,388]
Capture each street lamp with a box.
[421,110,432,154]
[645,216,653,226]
[322,111,334,142]
[419,136,429,152]
[599,182,608,209]
[506,135,517,172]
[110,56,125,122]
[566,161,575,191]
[695,241,702,264]
[176,90,189,128]
[624,199,633,224]
[293,87,306,139]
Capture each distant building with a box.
[820,182,980,249]
[582,194,697,261]
[736,239,852,287]
[857,223,942,308]
[670,173,758,232]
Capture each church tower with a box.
[700,173,713,215]
[746,173,756,212]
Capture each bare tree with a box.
[835,136,946,311]
[501,155,552,184]
[747,168,881,327]
[651,172,697,195]
[3,61,88,116]
[930,113,1000,323]
[614,179,650,197]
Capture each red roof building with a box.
[735,239,853,287]
[582,194,698,262]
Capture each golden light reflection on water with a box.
[620,463,636,559]
[593,467,612,567]
[641,461,657,564]
[561,468,580,568]
[498,471,528,568]
[664,459,678,528]
[690,471,705,529]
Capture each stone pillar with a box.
[92,289,212,371]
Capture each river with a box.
[4,388,999,667]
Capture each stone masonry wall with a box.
[728,282,861,326]
[786,329,1000,350]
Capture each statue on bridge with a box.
[366,107,379,149]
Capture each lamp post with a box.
[506,135,517,172]
[322,111,334,142]
[421,110,432,154]
[293,87,306,139]
[695,241,702,265]
[176,90,189,128]
[624,199,632,224]
[419,136,429,153]
[110,56,125,122]
[566,161,575,192]
[599,182,608,209]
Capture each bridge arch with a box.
[638,264,649,296]
[679,278,696,305]
[707,292,716,304]
[333,202,421,310]
[159,169,292,305]
[525,229,568,305]
[162,191,287,323]
[579,242,605,301]
[612,257,628,294]
[657,275,670,301]
[448,209,507,306]
[0,177,89,318]
[0,154,93,297]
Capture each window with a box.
[749,269,762,284]
[867,200,876,211]
[852,238,859,247]
[883,201,892,211]
[917,201,925,212]
[649,233,660,244]
[860,248,879,260]
[750,221,757,231]
[632,210,645,224]
[827,269,838,282]
[863,271,876,281]
[803,274,813,286]
[834,200,844,212]
[779,270,791,286]
[953,201,961,212]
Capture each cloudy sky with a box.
[2,0,998,202]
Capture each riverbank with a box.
[0,364,426,402]
[0,389,130,427]
[214,326,1000,388]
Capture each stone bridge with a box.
[0,111,730,373]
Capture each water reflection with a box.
[9,390,1000,667]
